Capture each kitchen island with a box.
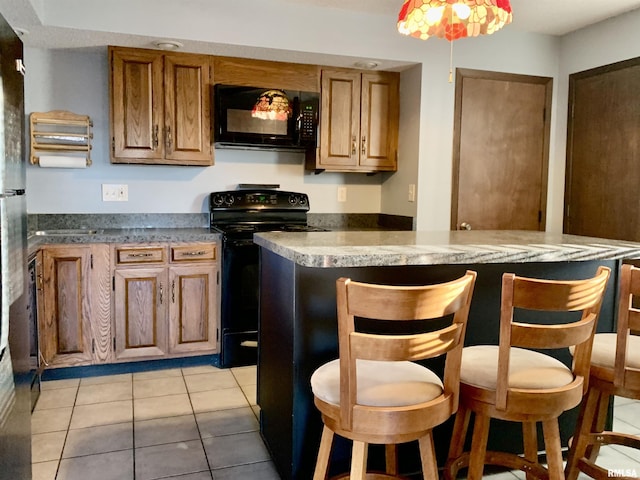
[254,230,640,480]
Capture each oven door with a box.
[220,237,259,367]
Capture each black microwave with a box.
[213,84,319,150]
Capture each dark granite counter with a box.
[27,228,221,257]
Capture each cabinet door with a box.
[114,268,168,360]
[110,47,164,162]
[319,69,361,168]
[359,71,399,170]
[168,265,217,354]
[40,245,94,366]
[164,53,213,166]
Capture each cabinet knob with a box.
[460,222,472,230]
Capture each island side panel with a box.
[258,249,296,479]
[258,252,619,480]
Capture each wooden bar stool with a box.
[444,266,611,480]
[565,263,640,480]
[310,271,477,479]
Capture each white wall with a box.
[23,1,640,230]
[545,9,640,233]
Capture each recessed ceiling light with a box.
[354,60,379,70]
[154,40,183,51]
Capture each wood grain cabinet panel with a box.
[168,265,217,354]
[112,242,219,362]
[110,46,213,166]
[113,267,168,360]
[38,244,111,368]
[311,69,399,173]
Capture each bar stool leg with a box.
[419,433,438,480]
[565,387,600,480]
[589,391,611,461]
[313,425,334,480]
[468,413,491,480]
[385,444,398,475]
[351,441,368,479]
[449,406,471,458]
[522,421,538,480]
[542,419,563,480]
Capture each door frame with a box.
[450,68,553,230]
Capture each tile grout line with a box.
[182,368,215,480]
[131,374,136,480]
[55,381,79,480]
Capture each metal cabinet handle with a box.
[165,126,172,152]
[159,282,163,304]
[182,250,207,256]
[361,136,366,156]
[128,252,153,258]
[460,222,472,230]
[171,281,175,303]
[351,135,357,155]
[152,125,159,149]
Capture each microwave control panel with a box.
[300,105,317,141]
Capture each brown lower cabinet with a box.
[38,242,219,369]
[38,244,112,367]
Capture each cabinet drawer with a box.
[116,246,166,264]
[171,244,216,263]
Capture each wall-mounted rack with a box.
[30,110,93,166]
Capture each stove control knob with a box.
[288,194,299,205]
[298,195,308,206]
[224,194,235,206]
[211,194,224,206]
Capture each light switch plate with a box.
[102,184,128,202]
[408,184,416,202]
[337,186,347,203]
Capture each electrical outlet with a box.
[337,186,347,203]
[408,184,416,202]
[102,184,129,202]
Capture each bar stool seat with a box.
[311,271,477,480]
[589,333,640,370]
[460,346,575,391]
[565,263,640,480]
[312,359,444,408]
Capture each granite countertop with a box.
[253,230,640,268]
[28,227,221,255]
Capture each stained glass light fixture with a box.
[398,0,513,80]
[251,90,293,121]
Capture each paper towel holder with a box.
[30,110,93,166]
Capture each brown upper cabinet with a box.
[109,46,213,166]
[310,69,399,173]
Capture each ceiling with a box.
[284,0,640,36]
[2,0,640,57]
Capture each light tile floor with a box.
[31,365,640,480]
[31,365,280,480]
